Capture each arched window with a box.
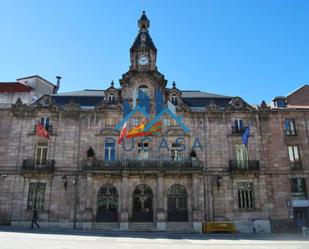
[138,85,150,96]
[167,184,188,221]
[171,94,179,105]
[108,93,115,104]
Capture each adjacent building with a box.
[0,12,308,233]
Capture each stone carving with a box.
[258,100,271,111]
[206,101,220,112]
[63,99,80,117]
[11,98,27,116]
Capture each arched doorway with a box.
[96,184,118,222]
[167,184,188,221]
[132,184,153,222]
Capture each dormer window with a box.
[108,94,115,104]
[171,94,179,105]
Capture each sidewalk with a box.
[0,225,307,241]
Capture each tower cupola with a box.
[138,11,150,30]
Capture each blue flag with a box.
[242,125,251,146]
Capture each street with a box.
[0,229,308,249]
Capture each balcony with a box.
[231,127,247,135]
[229,160,260,173]
[22,159,55,173]
[290,161,302,170]
[83,158,203,172]
[284,129,297,136]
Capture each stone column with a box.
[85,173,93,227]
[192,173,203,233]
[120,173,129,230]
[156,173,165,230]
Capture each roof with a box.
[286,84,309,98]
[17,75,56,87]
[183,97,232,108]
[52,89,233,108]
[130,31,157,51]
[181,90,232,98]
[0,82,33,93]
[52,90,105,97]
[52,96,104,109]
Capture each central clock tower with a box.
[119,11,167,106]
[130,11,157,71]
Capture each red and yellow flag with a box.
[126,120,145,138]
[36,123,50,140]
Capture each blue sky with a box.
[0,0,308,104]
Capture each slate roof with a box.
[130,31,157,51]
[181,90,231,98]
[51,89,233,109]
[0,82,33,93]
[182,97,232,108]
[52,90,105,97]
[52,95,104,109]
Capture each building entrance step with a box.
[129,222,157,231]
[166,222,195,232]
[92,222,120,230]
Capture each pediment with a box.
[30,95,59,111]
[224,97,256,112]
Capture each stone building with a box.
[0,12,308,233]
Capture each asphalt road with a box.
[0,229,308,249]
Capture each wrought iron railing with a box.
[83,158,202,170]
[229,160,260,172]
[231,127,247,135]
[22,159,55,172]
[290,161,302,170]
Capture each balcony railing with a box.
[231,127,247,135]
[83,158,203,171]
[229,160,260,172]
[290,161,302,170]
[22,159,55,172]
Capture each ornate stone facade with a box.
[0,12,308,233]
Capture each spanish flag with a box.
[36,123,50,140]
[130,121,162,137]
[126,120,146,138]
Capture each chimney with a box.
[54,76,62,94]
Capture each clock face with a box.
[138,55,149,65]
